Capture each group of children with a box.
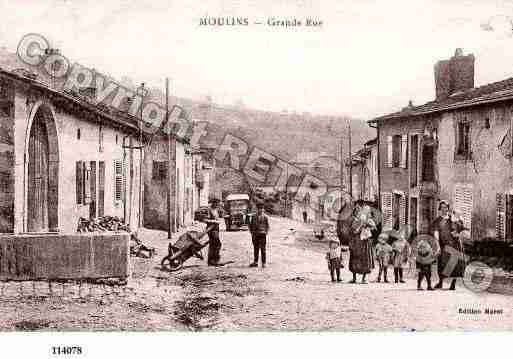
[326,232,436,290]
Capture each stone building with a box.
[0,67,143,234]
[143,131,213,231]
[370,48,513,240]
[191,146,214,208]
[345,138,378,203]
[143,133,189,231]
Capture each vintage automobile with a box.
[224,194,251,231]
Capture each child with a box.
[375,233,392,283]
[392,233,410,283]
[416,238,435,290]
[326,238,343,282]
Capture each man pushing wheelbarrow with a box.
[205,197,225,266]
[161,197,232,271]
[161,224,216,271]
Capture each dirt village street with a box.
[0,216,512,332]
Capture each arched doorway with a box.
[26,104,59,232]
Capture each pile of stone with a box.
[77,216,130,232]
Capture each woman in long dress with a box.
[432,200,465,290]
[348,204,376,284]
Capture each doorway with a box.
[26,104,59,232]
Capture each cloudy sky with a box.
[2,0,513,119]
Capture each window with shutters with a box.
[152,161,167,180]
[89,161,97,218]
[453,185,473,231]
[114,159,124,205]
[76,161,91,205]
[387,134,407,168]
[455,120,471,160]
[381,192,393,231]
[76,161,84,204]
[392,192,407,230]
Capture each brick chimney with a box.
[434,48,475,100]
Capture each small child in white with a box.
[326,239,343,282]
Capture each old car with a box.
[224,194,251,231]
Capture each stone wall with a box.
[0,233,129,280]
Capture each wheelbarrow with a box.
[161,224,216,271]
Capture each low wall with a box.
[0,233,130,281]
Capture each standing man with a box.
[249,202,270,268]
[205,198,223,266]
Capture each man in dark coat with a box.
[205,198,223,266]
[249,202,270,268]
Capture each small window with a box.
[77,128,81,140]
[392,135,401,167]
[456,120,471,159]
[116,134,118,145]
[152,161,167,180]
[99,126,104,152]
[422,145,435,182]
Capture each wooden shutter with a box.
[382,192,393,230]
[399,194,407,227]
[496,193,506,240]
[83,162,91,205]
[386,136,393,168]
[453,186,473,231]
[89,161,97,218]
[98,161,105,217]
[400,134,408,168]
[114,159,123,204]
[76,161,83,204]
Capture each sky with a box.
[2,0,513,119]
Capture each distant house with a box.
[370,48,513,240]
[0,67,143,234]
[345,138,378,203]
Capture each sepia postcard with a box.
[1,1,513,354]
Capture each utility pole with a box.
[166,78,176,237]
[339,135,344,194]
[284,164,289,218]
[138,83,145,229]
[348,121,353,199]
